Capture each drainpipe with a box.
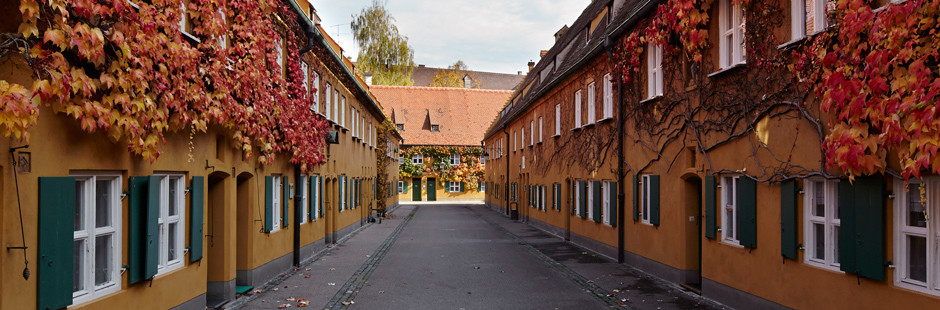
[504,126,511,216]
[293,166,302,266]
[607,35,626,265]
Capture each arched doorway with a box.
[206,171,231,308]
[682,174,703,289]
[234,172,254,297]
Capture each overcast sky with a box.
[314,0,588,74]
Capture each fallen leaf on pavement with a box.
[305,268,312,271]
[278,304,291,309]
[254,290,262,294]
[378,291,385,294]
[286,297,296,301]
[613,289,620,293]
[304,275,311,279]
[272,288,279,291]
[328,283,336,286]
[329,268,336,271]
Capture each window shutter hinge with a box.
[185,186,192,195]
[121,191,128,200]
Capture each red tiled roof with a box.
[370,85,512,146]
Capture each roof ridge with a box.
[369,85,514,93]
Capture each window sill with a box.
[720,239,744,248]
[803,260,844,274]
[552,134,561,138]
[777,37,807,50]
[708,63,747,78]
[640,95,663,105]
[598,117,614,123]
[181,31,202,44]
[571,126,582,132]
[583,122,595,128]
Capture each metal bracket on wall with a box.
[205,160,215,171]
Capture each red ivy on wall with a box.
[4,0,328,172]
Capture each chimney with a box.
[540,50,549,58]
[527,60,535,72]
[418,64,426,68]
[517,71,523,75]
[554,25,569,42]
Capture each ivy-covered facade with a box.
[398,145,486,201]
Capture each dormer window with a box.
[396,124,404,131]
[431,125,440,132]
[463,75,472,88]
[450,154,461,166]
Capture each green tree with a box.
[350,0,415,86]
[429,60,477,88]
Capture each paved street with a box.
[236,204,726,310]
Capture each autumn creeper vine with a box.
[3,0,328,172]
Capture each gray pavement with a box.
[236,203,727,310]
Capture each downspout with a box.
[607,35,626,264]
[293,166,302,266]
[504,126,511,216]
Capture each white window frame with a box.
[275,36,285,78]
[641,175,652,225]
[71,173,122,305]
[721,175,740,245]
[398,181,404,193]
[412,154,424,165]
[219,9,228,49]
[603,73,613,119]
[300,176,309,224]
[719,0,746,69]
[325,84,332,121]
[312,175,321,220]
[312,72,320,112]
[529,121,534,146]
[271,175,282,231]
[450,153,461,166]
[587,181,595,220]
[893,178,940,296]
[554,104,561,136]
[791,0,828,40]
[480,182,487,193]
[449,182,461,193]
[341,96,347,128]
[521,127,526,149]
[575,181,583,216]
[179,1,191,36]
[574,90,583,128]
[333,89,339,123]
[156,174,186,275]
[399,155,404,165]
[647,44,663,98]
[603,181,612,225]
[587,82,596,125]
[538,117,544,143]
[803,178,842,271]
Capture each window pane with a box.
[813,223,825,260]
[168,222,179,261]
[833,225,840,264]
[908,184,926,228]
[726,209,735,239]
[74,239,85,292]
[908,235,927,282]
[95,234,111,286]
[813,181,825,217]
[169,178,179,217]
[75,180,85,231]
[96,179,111,228]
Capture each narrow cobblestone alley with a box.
[237,203,725,310]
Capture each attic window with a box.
[396,124,404,131]
[463,75,472,88]
[431,125,440,132]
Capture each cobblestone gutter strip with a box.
[324,206,420,309]
[468,206,633,310]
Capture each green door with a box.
[412,178,422,201]
[427,178,437,201]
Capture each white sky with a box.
[314,0,588,74]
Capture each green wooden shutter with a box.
[571,182,576,215]
[318,177,324,218]
[780,179,798,260]
[307,175,320,221]
[128,175,160,283]
[403,180,409,194]
[650,175,661,226]
[610,181,618,227]
[705,175,717,239]
[460,182,465,192]
[592,181,602,223]
[839,177,885,280]
[190,176,204,263]
[557,184,562,211]
[339,176,344,211]
[632,174,639,221]
[578,180,587,218]
[445,181,451,193]
[282,176,289,227]
[264,176,273,233]
[38,177,76,310]
[737,176,758,249]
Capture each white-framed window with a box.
[275,36,285,78]
[312,175,321,220]
[399,155,404,165]
[529,121,535,146]
[522,127,526,149]
[647,44,663,98]
[333,89,339,123]
[480,182,487,192]
[72,173,122,305]
[450,153,461,166]
[398,181,404,193]
[893,178,940,296]
[587,181,595,220]
[540,186,546,211]
[157,174,186,274]
[179,1,192,35]
[325,84,332,121]
[575,181,583,216]
[218,9,228,49]
[803,179,841,271]
[554,104,561,136]
[603,180,613,225]
[513,131,517,151]
[449,182,461,193]
[719,0,746,69]
[480,156,486,166]
[721,175,740,244]
[301,62,310,96]
[521,156,526,169]
[574,90,583,128]
[341,96,347,128]
[538,117,543,142]
[412,154,424,165]
[641,175,653,224]
[791,0,828,40]
[300,176,309,224]
[603,73,613,119]
[271,175,282,231]
[511,183,518,202]
[312,72,320,112]
[587,82,596,125]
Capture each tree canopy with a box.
[429,60,477,88]
[350,0,415,86]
